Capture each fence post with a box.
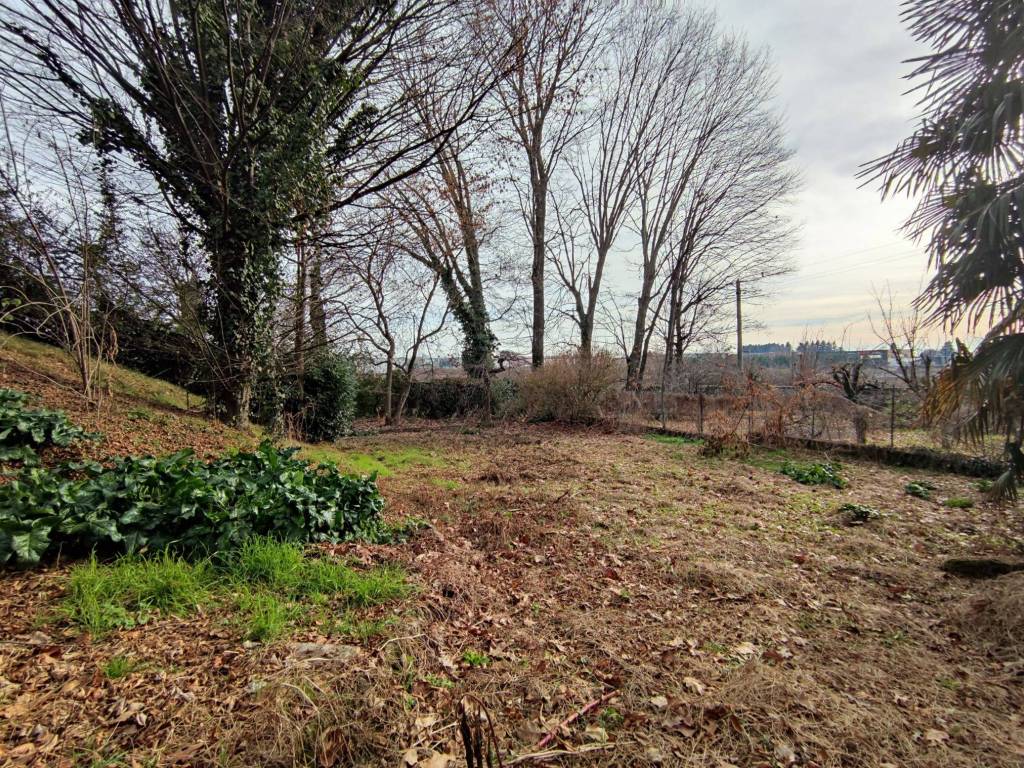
[698,392,705,436]
[890,386,896,448]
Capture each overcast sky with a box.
[712,0,936,349]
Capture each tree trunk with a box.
[531,176,547,369]
[383,355,394,426]
[308,249,328,353]
[625,274,656,390]
[293,234,307,378]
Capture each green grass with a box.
[63,539,409,641]
[943,497,974,509]
[102,654,142,679]
[743,448,792,471]
[64,554,216,634]
[0,332,200,412]
[296,445,444,477]
[234,590,296,642]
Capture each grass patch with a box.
[63,539,409,641]
[943,497,974,509]
[743,448,791,471]
[234,590,297,642]
[64,554,215,635]
[103,654,142,679]
[298,445,445,477]
[0,332,200,412]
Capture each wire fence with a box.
[617,383,1005,461]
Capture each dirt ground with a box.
[1,344,1023,767]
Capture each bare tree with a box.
[555,1,681,358]
[480,0,605,368]
[0,0,500,424]
[870,286,938,400]
[336,213,449,425]
[631,32,798,389]
[0,116,122,405]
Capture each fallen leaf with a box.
[683,676,705,695]
[649,694,669,709]
[733,642,757,657]
[421,752,455,768]
[402,748,418,766]
[924,729,949,745]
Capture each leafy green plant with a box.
[838,502,881,525]
[599,707,624,730]
[0,441,385,565]
[0,388,96,464]
[780,460,848,488]
[461,649,490,668]
[423,673,454,690]
[905,480,937,500]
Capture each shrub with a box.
[0,441,385,565]
[250,353,357,441]
[517,352,621,424]
[780,460,848,488]
[0,388,96,464]
[295,352,356,442]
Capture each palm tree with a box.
[863,0,1024,500]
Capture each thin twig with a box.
[534,690,617,750]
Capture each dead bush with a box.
[516,351,622,424]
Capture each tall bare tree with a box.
[555,1,682,358]
[481,0,604,368]
[628,32,797,388]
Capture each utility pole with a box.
[735,279,743,371]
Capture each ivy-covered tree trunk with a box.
[206,219,280,427]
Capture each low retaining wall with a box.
[654,427,1006,478]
